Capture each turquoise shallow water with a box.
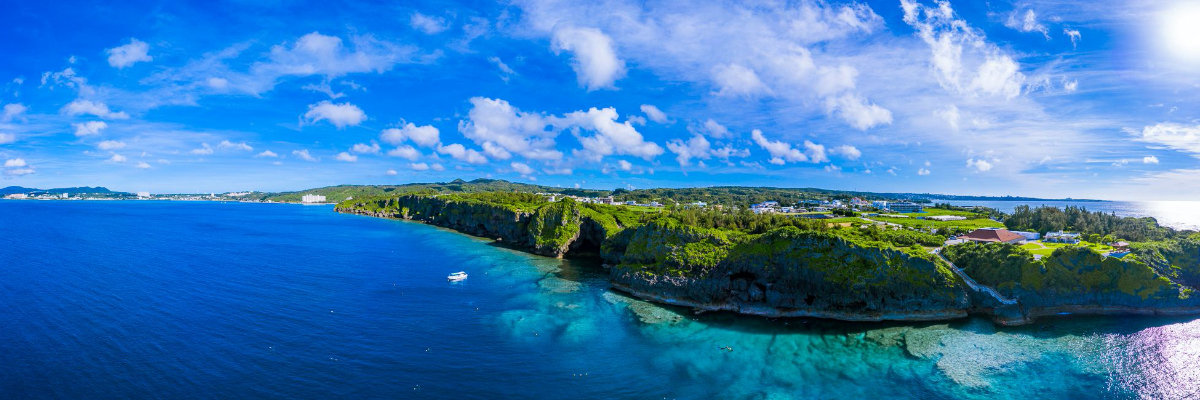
[2,200,1200,399]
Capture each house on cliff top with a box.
[959,228,1026,244]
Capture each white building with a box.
[1012,231,1041,240]
[301,194,327,203]
[137,192,151,199]
[887,202,924,213]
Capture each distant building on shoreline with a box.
[301,194,327,203]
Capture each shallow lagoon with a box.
[2,200,1198,398]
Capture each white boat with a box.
[447,271,468,282]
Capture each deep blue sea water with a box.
[4,200,1200,399]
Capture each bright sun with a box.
[1161,3,1200,62]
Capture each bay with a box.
[2,200,1199,399]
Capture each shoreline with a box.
[338,204,1200,326]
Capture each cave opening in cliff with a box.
[564,235,602,258]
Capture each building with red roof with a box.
[959,228,1026,244]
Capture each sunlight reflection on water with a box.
[1102,320,1200,398]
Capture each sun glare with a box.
[1161,3,1200,62]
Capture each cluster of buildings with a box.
[540,193,669,208]
[1044,231,1081,244]
[3,193,70,200]
[301,194,327,203]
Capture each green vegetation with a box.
[329,180,1200,323]
[259,178,608,203]
[1132,237,1200,286]
[942,242,1183,301]
[1020,241,1114,257]
[867,206,1004,233]
[1004,205,1176,242]
[871,216,1004,232]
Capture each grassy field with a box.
[1020,241,1114,257]
[870,207,1002,230]
[825,217,871,227]
[897,208,983,217]
[872,216,1004,230]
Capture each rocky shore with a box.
[338,195,1200,326]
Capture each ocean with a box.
[941,199,1200,231]
[3,200,1199,398]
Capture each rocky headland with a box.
[337,194,1200,325]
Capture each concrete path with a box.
[933,249,1018,306]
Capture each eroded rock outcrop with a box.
[605,222,972,321]
[336,195,612,258]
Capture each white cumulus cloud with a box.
[666,134,712,167]
[108,154,127,163]
[302,101,366,129]
[967,158,993,172]
[72,121,108,137]
[256,150,279,158]
[458,97,561,160]
[1144,156,1160,164]
[335,152,357,162]
[830,145,861,160]
[437,143,488,164]
[292,149,318,162]
[107,38,153,69]
[351,142,381,154]
[640,104,668,124]
[387,145,421,161]
[381,123,440,147]
[511,162,535,175]
[561,107,663,161]
[4,158,27,167]
[551,27,625,90]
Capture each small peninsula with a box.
[333,179,1200,325]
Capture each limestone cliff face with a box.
[606,223,972,320]
[336,195,610,258]
[338,196,1200,324]
[944,243,1200,318]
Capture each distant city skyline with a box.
[2,0,1200,200]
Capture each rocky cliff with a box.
[336,195,613,258]
[606,222,972,321]
[339,195,1200,325]
[943,243,1200,320]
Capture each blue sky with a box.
[2,0,1200,199]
